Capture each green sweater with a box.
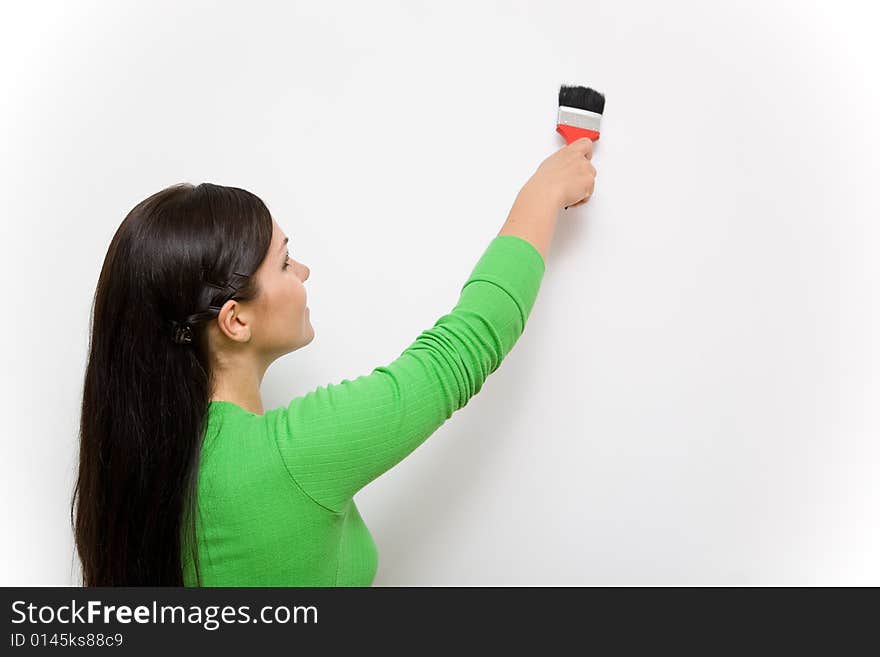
[182,234,545,586]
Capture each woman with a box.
[71,138,597,586]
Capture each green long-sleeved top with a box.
[181,234,545,586]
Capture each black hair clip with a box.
[169,319,194,345]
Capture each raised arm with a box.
[272,139,596,514]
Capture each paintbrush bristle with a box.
[558,84,605,115]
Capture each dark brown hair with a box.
[70,182,273,585]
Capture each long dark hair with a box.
[71,182,273,585]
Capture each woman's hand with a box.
[524,137,597,210]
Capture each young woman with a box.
[71,138,597,586]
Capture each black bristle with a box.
[558,84,605,115]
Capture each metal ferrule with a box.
[557,105,602,132]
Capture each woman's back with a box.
[182,401,378,586]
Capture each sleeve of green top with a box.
[276,234,546,514]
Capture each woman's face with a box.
[249,219,313,357]
[208,218,313,363]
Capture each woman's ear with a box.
[216,300,252,343]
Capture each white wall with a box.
[2,0,877,585]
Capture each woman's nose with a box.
[301,264,310,282]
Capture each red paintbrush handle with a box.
[556,123,600,144]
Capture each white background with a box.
[1,0,877,585]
